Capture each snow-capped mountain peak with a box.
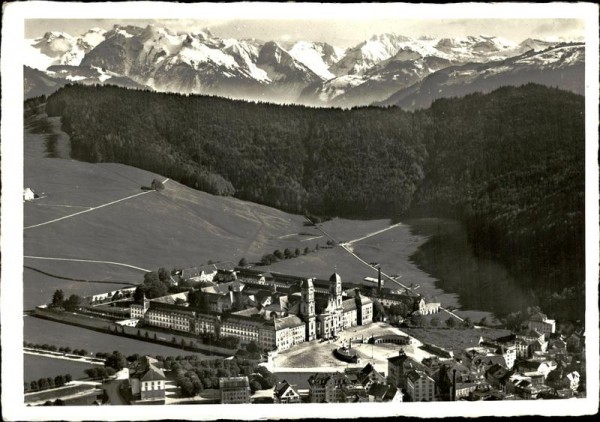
[288,41,343,80]
[23,24,585,107]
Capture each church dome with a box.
[329,272,342,283]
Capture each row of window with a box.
[142,381,164,391]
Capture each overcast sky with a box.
[25,18,585,48]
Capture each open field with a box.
[319,218,394,244]
[23,118,319,312]
[24,383,100,404]
[24,316,207,358]
[256,245,379,284]
[23,267,135,310]
[24,354,96,382]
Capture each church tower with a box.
[329,272,343,309]
[300,278,316,341]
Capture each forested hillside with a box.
[43,83,585,319]
[411,86,585,320]
[45,86,427,217]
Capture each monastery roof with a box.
[274,315,304,330]
[342,298,357,311]
[147,301,196,317]
[232,307,260,317]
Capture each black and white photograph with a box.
[1,1,599,420]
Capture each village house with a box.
[220,377,251,404]
[515,359,558,380]
[453,380,491,400]
[344,363,386,390]
[366,383,403,402]
[307,372,348,403]
[415,298,441,316]
[485,364,512,392]
[273,380,301,404]
[23,187,38,201]
[91,287,136,303]
[527,312,556,339]
[386,349,433,391]
[307,371,368,403]
[129,356,167,402]
[406,370,436,402]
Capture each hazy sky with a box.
[25,18,585,48]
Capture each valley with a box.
[20,87,587,407]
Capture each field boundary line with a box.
[24,256,150,272]
[24,178,170,230]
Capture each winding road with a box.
[309,218,465,322]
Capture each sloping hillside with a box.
[23,110,321,307]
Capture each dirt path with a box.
[309,218,465,322]
[24,179,170,230]
[342,222,404,246]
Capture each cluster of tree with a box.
[50,289,83,311]
[133,269,172,301]
[105,351,128,370]
[84,366,116,380]
[41,399,66,406]
[156,355,272,398]
[24,94,47,118]
[151,178,164,191]
[25,374,72,393]
[501,306,548,332]
[260,245,316,266]
[44,83,585,321]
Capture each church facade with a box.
[300,273,373,341]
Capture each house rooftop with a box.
[219,376,249,389]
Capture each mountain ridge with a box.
[24,23,584,104]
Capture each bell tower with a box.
[329,272,342,308]
[300,278,316,341]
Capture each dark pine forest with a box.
[42,83,585,320]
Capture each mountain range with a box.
[24,24,585,107]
